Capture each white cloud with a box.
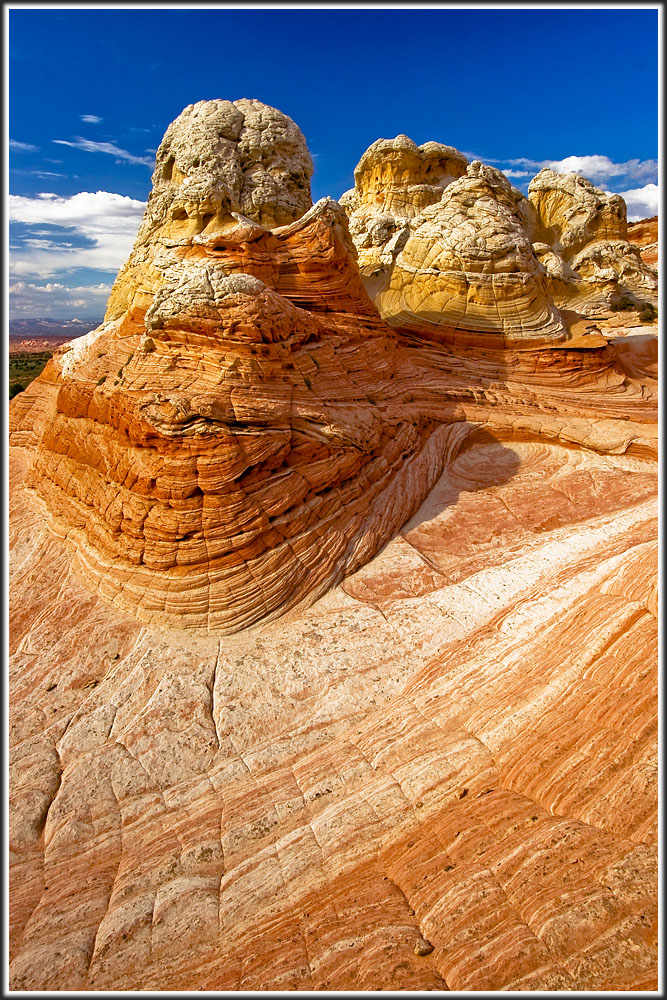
[9,139,39,152]
[8,190,147,278]
[80,114,103,124]
[607,182,659,222]
[545,154,657,184]
[503,169,532,179]
[9,280,112,319]
[53,136,154,167]
[500,153,658,186]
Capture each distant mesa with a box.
[9,99,658,633]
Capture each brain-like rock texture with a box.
[342,139,658,336]
[106,98,314,320]
[527,169,658,315]
[9,99,658,991]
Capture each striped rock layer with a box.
[9,409,658,990]
[11,187,656,633]
[8,99,657,990]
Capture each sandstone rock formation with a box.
[105,98,314,321]
[341,140,658,337]
[341,142,566,347]
[8,423,659,991]
[341,133,468,220]
[527,170,659,316]
[627,215,659,268]
[527,168,628,251]
[9,99,658,991]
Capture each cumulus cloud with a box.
[9,139,39,152]
[8,190,146,278]
[80,114,103,124]
[9,280,112,319]
[608,183,659,222]
[498,153,658,185]
[53,137,154,167]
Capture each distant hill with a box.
[9,318,102,339]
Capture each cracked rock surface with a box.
[8,99,657,990]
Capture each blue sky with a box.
[8,5,660,320]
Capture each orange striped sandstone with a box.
[9,99,657,990]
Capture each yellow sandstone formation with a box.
[527,169,658,316]
[8,99,657,992]
[342,138,658,337]
[341,140,567,346]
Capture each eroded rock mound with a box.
[528,169,658,315]
[528,168,627,251]
[342,139,658,336]
[342,141,567,347]
[347,159,566,346]
[20,212,445,631]
[8,99,658,992]
[341,133,469,220]
[106,98,314,320]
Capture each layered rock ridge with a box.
[10,102,657,635]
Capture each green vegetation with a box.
[609,297,658,324]
[638,303,657,324]
[609,295,635,312]
[8,351,52,399]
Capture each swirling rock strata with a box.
[19,228,439,632]
[528,170,658,315]
[342,143,565,347]
[8,98,658,991]
[8,426,658,990]
[10,102,658,635]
